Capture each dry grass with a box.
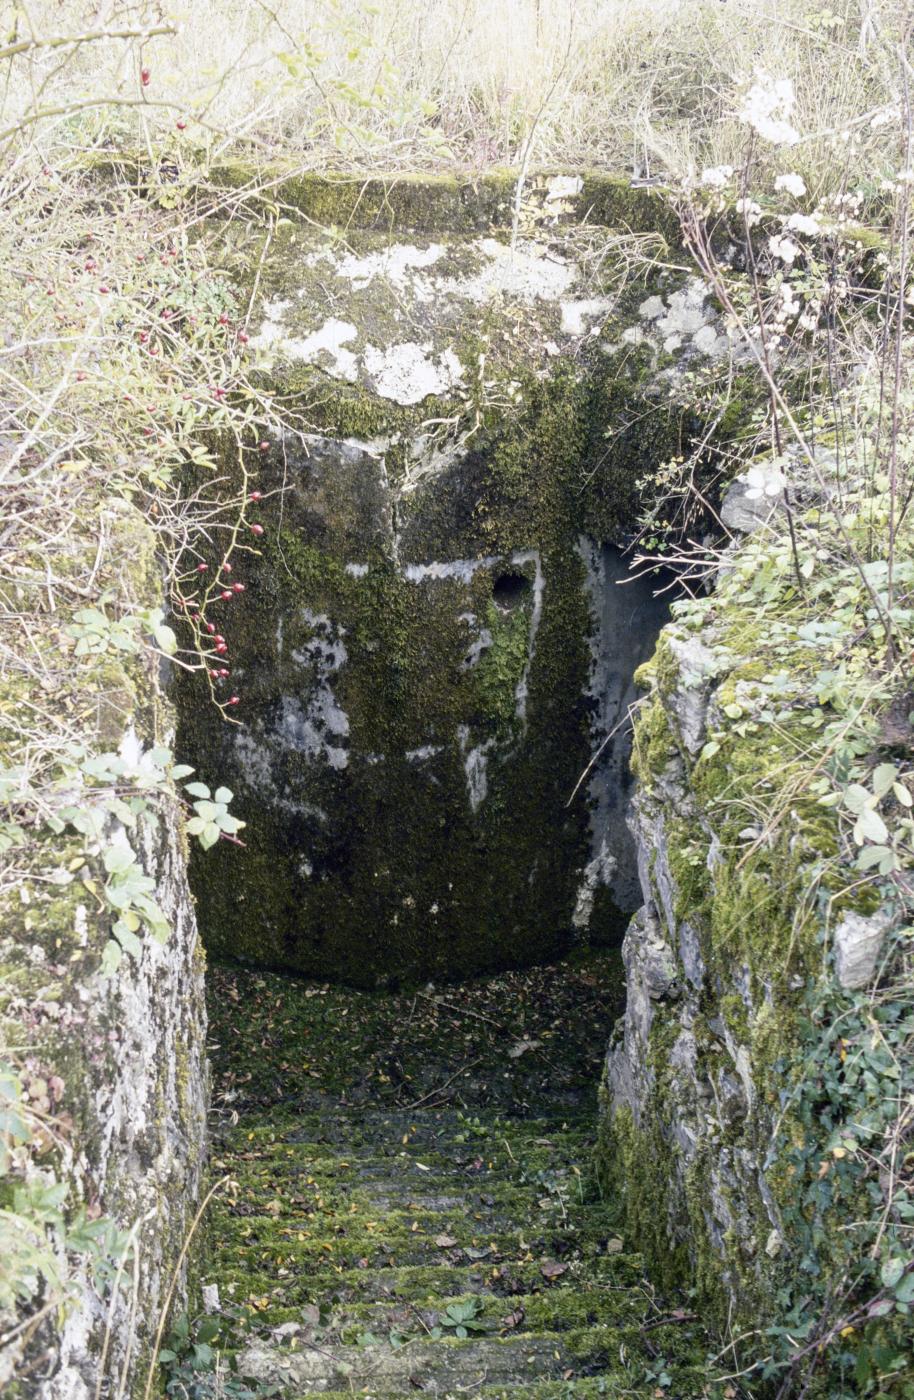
[1,0,906,188]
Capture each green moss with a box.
[629,695,675,783]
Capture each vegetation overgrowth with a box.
[0,0,912,1394]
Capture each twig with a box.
[402,1059,482,1110]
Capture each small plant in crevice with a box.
[430,1297,490,1339]
[158,1312,281,1398]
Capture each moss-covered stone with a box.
[176,231,703,983]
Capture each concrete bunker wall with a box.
[177,175,728,985]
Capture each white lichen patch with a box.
[443,237,576,304]
[252,314,359,381]
[362,342,464,405]
[328,242,446,292]
[560,298,613,336]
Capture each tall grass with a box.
[2,0,906,188]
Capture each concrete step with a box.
[235,1326,644,1395]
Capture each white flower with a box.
[774,173,806,197]
[768,234,800,264]
[741,464,787,500]
[785,212,821,235]
[736,197,762,227]
[739,74,800,146]
[778,282,801,317]
[700,164,734,189]
[871,105,901,131]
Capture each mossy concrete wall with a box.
[1,504,207,1400]
[596,523,899,1336]
[179,175,734,985]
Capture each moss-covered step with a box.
[234,1324,697,1395]
[182,957,714,1398]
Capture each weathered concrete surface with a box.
[0,507,208,1400]
[179,186,730,983]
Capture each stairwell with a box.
[186,955,711,1399]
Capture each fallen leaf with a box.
[435,1234,458,1248]
[540,1261,567,1281]
[507,1039,541,1059]
[605,1237,624,1254]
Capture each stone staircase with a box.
[196,956,711,1398]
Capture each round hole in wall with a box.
[491,570,531,610]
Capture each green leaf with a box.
[184,782,210,799]
[112,920,142,960]
[171,765,195,780]
[103,843,135,874]
[881,1257,904,1289]
[213,786,233,804]
[843,783,871,814]
[199,822,221,850]
[872,763,897,797]
[154,625,178,655]
[853,807,889,845]
[100,940,122,975]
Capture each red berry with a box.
[214,635,225,643]
[75,370,86,382]
[207,622,216,635]
[148,345,159,356]
[215,642,228,655]
[138,330,149,343]
[237,331,249,344]
[176,120,187,131]
[141,67,151,86]
[250,523,264,536]
[84,259,96,272]
[142,427,154,437]
[218,314,229,326]
[221,589,233,600]
[213,386,226,400]
[233,582,245,593]
[258,440,270,453]
[98,284,109,293]
[248,490,262,501]
[227,696,240,706]
[221,561,232,573]
[196,562,208,572]
[220,668,230,677]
